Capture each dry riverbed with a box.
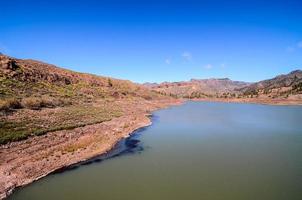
[0,99,182,199]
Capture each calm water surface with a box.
[9,102,302,200]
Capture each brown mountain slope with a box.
[144,78,251,98]
[238,70,302,98]
[0,54,174,144]
[0,54,163,103]
[144,70,302,100]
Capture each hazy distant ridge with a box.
[144,70,302,99]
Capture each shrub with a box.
[21,97,43,110]
[0,100,9,112]
[8,98,22,109]
[108,78,113,87]
[40,96,55,108]
[40,96,67,108]
[21,96,71,110]
[0,98,22,112]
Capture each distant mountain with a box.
[144,70,302,99]
[143,82,159,88]
[238,70,302,98]
[144,78,251,98]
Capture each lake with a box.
[9,101,302,200]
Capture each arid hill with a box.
[0,54,172,144]
[0,54,164,104]
[145,70,302,101]
[238,70,302,98]
[144,78,251,98]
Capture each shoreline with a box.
[0,99,183,200]
[1,116,151,199]
[5,117,152,199]
[52,122,150,174]
[191,97,302,106]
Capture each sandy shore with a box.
[0,99,182,199]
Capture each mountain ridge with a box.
[144,70,302,99]
[144,77,251,98]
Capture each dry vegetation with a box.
[0,54,169,144]
[0,101,125,144]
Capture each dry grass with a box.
[0,98,22,112]
[21,97,42,110]
[0,103,123,144]
[0,96,71,112]
[20,96,71,110]
[0,55,169,144]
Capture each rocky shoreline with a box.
[0,99,182,199]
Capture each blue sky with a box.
[1,0,302,83]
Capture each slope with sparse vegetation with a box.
[0,54,171,144]
[238,70,302,98]
[144,78,251,98]
[144,70,302,102]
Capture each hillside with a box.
[144,78,250,98]
[145,70,302,101]
[0,54,173,144]
[0,54,164,104]
[238,70,302,98]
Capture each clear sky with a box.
[1,0,302,83]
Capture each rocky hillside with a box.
[0,54,166,109]
[144,78,250,98]
[0,54,171,144]
[238,70,302,98]
[145,70,302,100]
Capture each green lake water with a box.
[9,102,302,200]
